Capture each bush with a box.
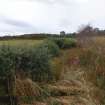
[52,38,64,48]
[42,40,60,57]
[63,38,77,48]
[0,44,54,82]
[50,38,76,49]
[0,45,15,77]
[29,45,53,82]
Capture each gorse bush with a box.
[29,45,53,81]
[51,38,64,48]
[42,40,60,57]
[0,45,15,77]
[0,44,54,82]
[50,38,77,49]
[63,38,77,48]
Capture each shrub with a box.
[63,38,77,48]
[0,45,17,95]
[29,45,53,82]
[50,38,77,49]
[52,38,64,48]
[0,44,54,82]
[42,40,60,57]
[0,45,15,77]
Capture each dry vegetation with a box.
[1,35,105,105]
[14,36,105,105]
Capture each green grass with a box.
[0,39,43,47]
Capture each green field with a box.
[0,39,43,47]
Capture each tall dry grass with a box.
[60,36,105,104]
[15,78,42,104]
[77,36,105,104]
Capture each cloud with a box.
[0,15,34,28]
[28,0,89,5]
[0,0,105,35]
[0,15,38,35]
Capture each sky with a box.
[0,0,105,35]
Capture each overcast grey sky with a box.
[0,0,105,35]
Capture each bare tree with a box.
[77,24,95,47]
[78,24,94,37]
